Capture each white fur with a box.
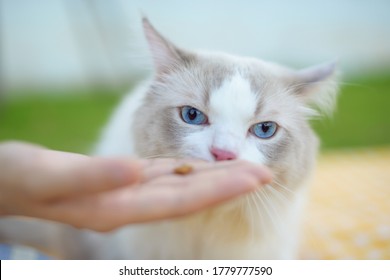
[209,73,259,159]
[93,82,148,157]
[181,72,266,163]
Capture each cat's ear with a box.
[143,18,189,73]
[292,61,339,115]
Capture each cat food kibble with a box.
[174,164,193,175]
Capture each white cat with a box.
[0,18,338,259]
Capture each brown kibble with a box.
[174,164,193,175]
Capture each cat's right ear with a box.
[143,18,186,73]
[291,61,339,116]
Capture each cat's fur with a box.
[0,18,338,259]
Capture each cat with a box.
[0,18,338,259]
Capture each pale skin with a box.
[0,141,272,232]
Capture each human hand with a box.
[0,141,271,232]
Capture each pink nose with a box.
[210,147,237,161]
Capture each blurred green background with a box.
[0,88,123,153]
[1,73,389,154]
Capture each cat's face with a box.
[133,19,337,187]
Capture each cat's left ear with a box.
[292,61,339,115]
[143,18,191,74]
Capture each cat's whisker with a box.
[254,190,280,236]
[266,185,291,220]
[286,79,337,91]
[233,197,246,237]
[257,188,284,237]
[272,180,297,197]
[267,181,294,201]
[253,189,283,237]
[266,184,290,206]
[248,193,265,238]
[143,153,180,159]
[262,186,284,220]
[244,195,256,243]
[331,80,372,90]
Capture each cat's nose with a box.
[210,147,237,161]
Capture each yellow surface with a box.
[301,148,390,259]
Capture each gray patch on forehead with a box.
[241,65,275,115]
[149,54,235,108]
[186,56,235,106]
[240,65,265,93]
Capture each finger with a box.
[30,150,143,200]
[140,158,257,182]
[118,167,268,226]
[140,158,204,182]
[33,162,271,231]
[68,163,270,231]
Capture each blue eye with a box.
[250,121,278,139]
[180,106,208,125]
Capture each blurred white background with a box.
[1,0,390,92]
